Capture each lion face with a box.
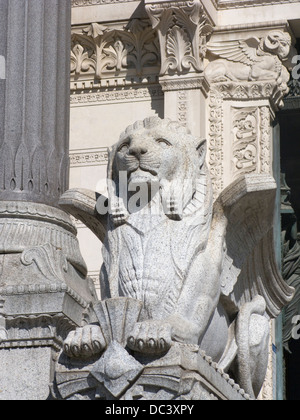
[109,117,208,221]
[263,31,291,60]
[276,39,291,60]
[115,124,187,186]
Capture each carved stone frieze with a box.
[70,148,109,168]
[71,84,164,103]
[159,74,210,92]
[71,19,160,87]
[0,314,76,352]
[145,0,213,76]
[72,0,137,6]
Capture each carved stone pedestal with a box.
[54,298,251,401]
[55,342,251,401]
[0,202,95,400]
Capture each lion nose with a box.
[128,144,148,158]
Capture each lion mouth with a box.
[139,166,158,177]
[128,167,158,184]
[128,165,158,178]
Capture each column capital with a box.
[145,0,213,76]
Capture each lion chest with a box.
[118,218,181,320]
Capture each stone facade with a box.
[0,0,299,400]
[67,0,300,400]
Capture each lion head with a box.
[107,117,212,225]
[261,30,291,60]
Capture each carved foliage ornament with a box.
[208,82,279,197]
[145,0,213,75]
[0,141,68,202]
[232,107,258,179]
[71,20,160,81]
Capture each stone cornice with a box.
[70,148,109,167]
[70,85,164,104]
[212,0,300,10]
[159,74,210,96]
[72,0,137,6]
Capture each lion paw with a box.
[127,321,172,355]
[64,325,106,359]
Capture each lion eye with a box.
[156,138,171,147]
[118,143,129,153]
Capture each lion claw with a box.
[127,321,172,355]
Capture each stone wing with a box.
[207,37,260,65]
[214,174,294,319]
[59,188,108,243]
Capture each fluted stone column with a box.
[0,0,70,206]
[0,0,95,400]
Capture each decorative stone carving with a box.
[71,19,160,86]
[287,76,300,98]
[71,35,97,77]
[205,31,292,98]
[232,107,258,179]
[145,0,213,76]
[70,148,109,168]
[207,81,282,197]
[0,201,96,400]
[70,85,164,103]
[0,202,95,321]
[72,0,137,6]
[56,117,294,400]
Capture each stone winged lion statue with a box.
[59,117,293,399]
[205,30,292,96]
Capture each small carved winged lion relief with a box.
[205,30,292,96]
